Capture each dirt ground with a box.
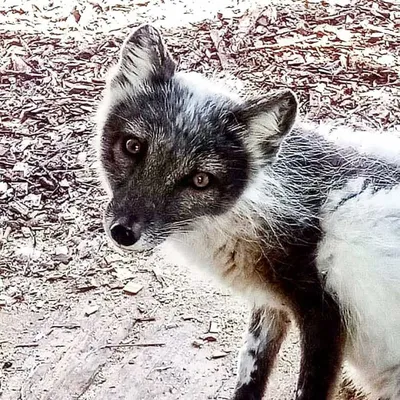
[1,0,399,399]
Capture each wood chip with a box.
[115,267,135,281]
[209,350,229,360]
[208,321,219,334]
[123,282,143,295]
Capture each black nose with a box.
[110,224,139,247]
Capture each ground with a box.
[0,0,399,399]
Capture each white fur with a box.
[99,33,159,110]
[168,71,244,136]
[318,182,400,399]
[235,310,287,389]
[245,112,281,163]
[237,332,261,386]
[105,45,154,105]
[175,71,242,102]
[167,218,286,310]
[301,120,400,164]
[166,207,292,312]
[119,45,154,86]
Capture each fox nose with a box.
[110,223,141,247]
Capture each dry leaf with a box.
[71,8,81,23]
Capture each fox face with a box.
[97,24,297,251]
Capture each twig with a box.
[15,343,39,348]
[134,317,156,323]
[2,70,44,78]
[209,30,232,70]
[364,23,400,37]
[103,342,165,349]
[153,365,172,372]
[51,324,81,329]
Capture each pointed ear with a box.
[112,24,176,87]
[237,89,298,160]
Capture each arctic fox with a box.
[97,24,400,400]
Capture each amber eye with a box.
[125,138,142,155]
[192,172,211,189]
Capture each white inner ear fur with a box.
[117,43,155,86]
[245,104,288,162]
[103,41,157,106]
[250,105,282,139]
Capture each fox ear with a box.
[237,89,298,160]
[112,24,176,87]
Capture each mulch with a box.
[0,0,399,287]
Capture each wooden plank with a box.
[19,314,133,400]
[81,320,236,400]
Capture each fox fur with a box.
[96,24,400,400]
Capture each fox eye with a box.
[192,172,211,189]
[125,138,142,155]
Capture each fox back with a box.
[97,25,400,400]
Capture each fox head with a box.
[97,24,298,251]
